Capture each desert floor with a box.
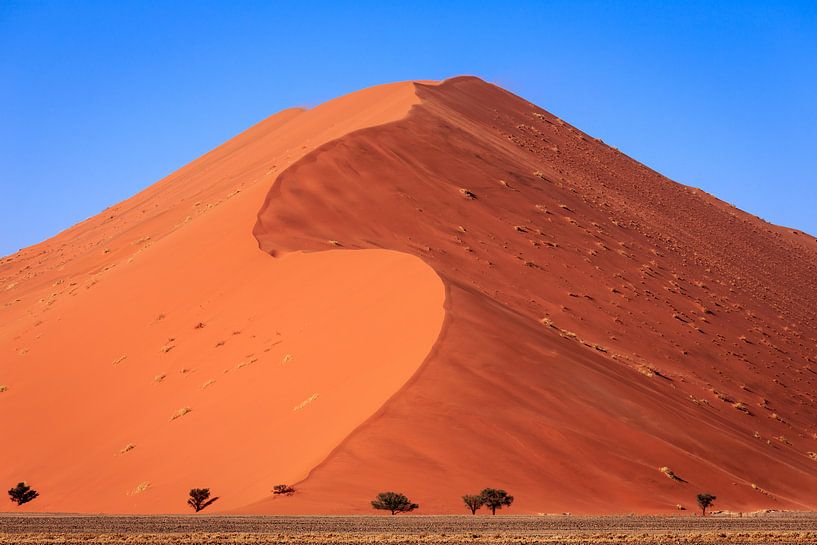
[1,514,816,544]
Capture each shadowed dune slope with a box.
[251,76,817,514]
[2,76,816,516]
[0,81,445,513]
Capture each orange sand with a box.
[3,76,817,515]
[0,82,444,513]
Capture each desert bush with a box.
[480,488,513,515]
[462,494,484,515]
[273,484,296,496]
[696,492,716,516]
[8,482,38,505]
[187,488,219,512]
[371,491,418,515]
[659,467,684,482]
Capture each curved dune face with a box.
[3,76,817,516]
[0,82,445,513]
[252,77,817,514]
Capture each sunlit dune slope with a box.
[3,75,816,516]
[0,81,445,513]
[251,76,817,514]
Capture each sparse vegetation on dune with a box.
[272,484,296,496]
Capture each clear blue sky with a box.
[2,1,816,256]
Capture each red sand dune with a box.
[2,76,817,515]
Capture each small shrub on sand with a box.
[733,402,752,414]
[371,491,418,515]
[170,407,192,421]
[8,482,38,506]
[273,484,296,496]
[659,467,684,482]
[187,488,219,512]
[127,481,150,496]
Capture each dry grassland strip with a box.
[1,514,816,544]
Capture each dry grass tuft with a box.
[293,394,319,412]
[733,402,752,415]
[126,481,150,496]
[659,466,683,482]
[539,317,555,328]
[169,407,192,421]
[638,365,656,378]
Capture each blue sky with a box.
[1,1,815,256]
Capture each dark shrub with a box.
[371,491,418,515]
[187,488,219,512]
[8,482,38,506]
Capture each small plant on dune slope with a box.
[659,466,686,482]
[462,494,484,515]
[8,482,38,506]
[273,484,296,496]
[480,488,514,515]
[187,488,219,512]
[371,491,419,515]
[696,492,716,517]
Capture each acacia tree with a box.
[696,493,716,517]
[462,494,484,515]
[187,488,219,512]
[371,491,418,515]
[480,488,513,515]
[8,482,39,506]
